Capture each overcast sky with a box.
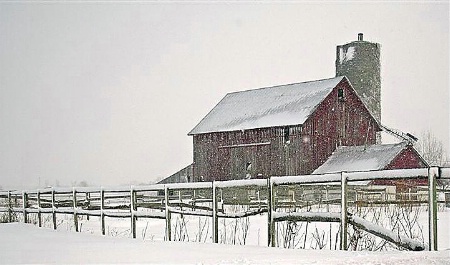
[0,2,448,189]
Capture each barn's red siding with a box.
[391,148,429,188]
[385,146,427,170]
[192,79,380,182]
[303,79,379,173]
[372,145,428,187]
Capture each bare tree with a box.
[415,130,447,166]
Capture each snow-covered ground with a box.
[0,223,449,265]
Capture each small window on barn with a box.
[338,88,345,101]
[284,127,290,143]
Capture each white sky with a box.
[0,2,448,189]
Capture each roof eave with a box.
[188,123,305,136]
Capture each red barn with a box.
[188,76,381,182]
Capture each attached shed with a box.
[157,164,193,184]
[313,142,428,174]
[189,76,381,182]
[313,142,429,193]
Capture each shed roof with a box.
[313,142,409,174]
[189,76,345,135]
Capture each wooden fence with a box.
[1,167,449,251]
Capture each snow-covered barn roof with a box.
[313,142,409,174]
[189,76,345,135]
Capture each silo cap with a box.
[358,33,364,41]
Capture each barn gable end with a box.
[385,145,428,170]
[313,142,428,187]
[313,142,424,174]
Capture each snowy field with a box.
[0,223,449,265]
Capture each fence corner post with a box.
[428,167,438,251]
[340,172,348,250]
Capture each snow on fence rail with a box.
[0,167,448,251]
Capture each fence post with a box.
[37,190,42,227]
[51,188,57,230]
[164,185,171,241]
[73,188,78,232]
[267,177,275,247]
[130,187,137,239]
[101,188,105,236]
[22,191,28,224]
[212,181,218,243]
[86,192,90,221]
[340,172,348,250]
[7,191,12,223]
[428,167,438,251]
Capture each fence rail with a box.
[1,167,449,251]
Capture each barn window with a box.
[338,88,345,101]
[284,127,290,143]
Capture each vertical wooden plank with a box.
[164,185,171,241]
[22,191,28,224]
[428,167,438,251]
[340,172,348,250]
[37,190,42,227]
[101,188,105,236]
[52,188,57,230]
[130,187,136,239]
[73,188,78,232]
[212,182,218,243]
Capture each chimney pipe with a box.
[358,33,363,41]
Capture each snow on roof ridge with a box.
[224,76,345,96]
[189,76,345,135]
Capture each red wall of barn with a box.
[192,78,380,181]
[302,78,379,173]
[372,146,428,187]
[385,146,427,170]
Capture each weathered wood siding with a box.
[193,127,292,181]
[385,146,428,170]
[303,78,379,173]
[192,79,380,182]
[373,145,429,187]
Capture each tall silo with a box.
[336,33,381,130]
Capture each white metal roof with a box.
[189,76,345,135]
[313,142,408,174]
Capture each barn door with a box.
[218,143,271,180]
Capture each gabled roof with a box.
[313,142,409,174]
[189,76,345,135]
